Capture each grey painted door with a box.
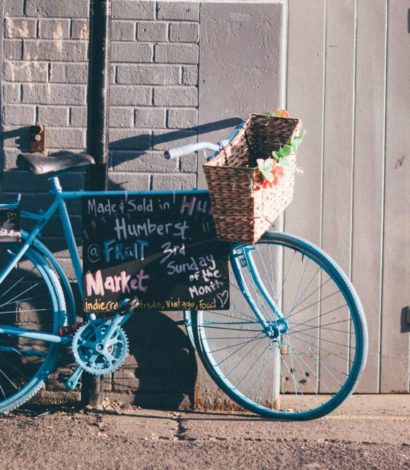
[287,0,410,393]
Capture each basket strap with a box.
[217,141,225,151]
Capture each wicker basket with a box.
[204,113,301,243]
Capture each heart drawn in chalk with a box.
[217,290,229,309]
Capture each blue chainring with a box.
[72,319,129,375]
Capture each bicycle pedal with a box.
[128,296,140,312]
[118,297,140,314]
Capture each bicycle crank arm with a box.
[63,366,84,391]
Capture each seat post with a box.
[49,176,62,193]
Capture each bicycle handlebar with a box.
[164,141,225,160]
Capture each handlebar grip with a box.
[164,142,221,159]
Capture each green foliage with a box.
[272,130,306,162]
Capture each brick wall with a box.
[0,0,285,408]
[1,0,201,407]
[109,0,199,192]
[1,0,200,239]
[2,0,90,282]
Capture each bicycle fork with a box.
[230,244,288,339]
[230,244,287,409]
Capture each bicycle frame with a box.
[0,175,285,345]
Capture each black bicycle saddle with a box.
[17,151,95,176]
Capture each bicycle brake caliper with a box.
[233,246,255,268]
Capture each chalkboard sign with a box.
[0,208,21,242]
[82,193,230,313]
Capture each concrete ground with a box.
[0,395,409,469]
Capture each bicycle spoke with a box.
[0,283,41,309]
[289,255,309,313]
[203,333,265,354]
[241,342,271,404]
[217,335,264,380]
[0,276,26,300]
[285,278,333,319]
[197,233,366,419]
[281,348,311,412]
[286,341,321,393]
[229,281,266,320]
[288,332,353,364]
[288,304,348,330]
[0,293,50,310]
[0,308,49,316]
[214,331,264,369]
[287,265,321,312]
[203,309,256,323]
[0,339,22,357]
[289,334,350,380]
[0,367,20,390]
[256,343,269,404]
[198,325,262,333]
[0,245,62,413]
[204,335,265,341]
[256,249,279,303]
[291,328,355,351]
[285,288,342,321]
[290,317,352,335]
[282,341,304,410]
[233,341,271,391]
[200,320,261,326]
[286,339,332,397]
[282,250,297,290]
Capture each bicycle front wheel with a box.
[194,232,368,420]
[0,244,66,413]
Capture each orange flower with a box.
[272,165,284,185]
[274,108,289,118]
[254,163,285,190]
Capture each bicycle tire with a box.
[0,244,67,413]
[193,231,368,420]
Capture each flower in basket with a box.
[272,108,289,118]
[256,158,284,188]
[263,108,289,118]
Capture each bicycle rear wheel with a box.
[193,232,368,420]
[0,244,66,413]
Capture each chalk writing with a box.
[113,217,189,241]
[82,193,230,313]
[103,239,149,263]
[0,209,21,242]
[87,197,153,217]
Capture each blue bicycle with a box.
[0,142,368,420]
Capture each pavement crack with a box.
[174,414,195,442]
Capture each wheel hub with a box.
[266,318,288,340]
[72,319,129,375]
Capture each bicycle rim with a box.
[195,232,368,420]
[0,245,66,413]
